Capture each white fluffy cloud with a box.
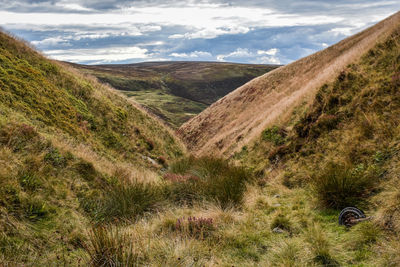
[31,36,70,46]
[259,56,281,64]
[217,48,281,64]
[170,51,212,58]
[257,48,279,56]
[217,48,252,61]
[45,46,150,63]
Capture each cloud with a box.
[31,36,70,46]
[55,3,93,12]
[329,27,355,36]
[259,56,280,64]
[170,26,250,39]
[45,46,150,64]
[170,51,212,58]
[257,48,279,56]
[1,0,399,64]
[217,48,252,61]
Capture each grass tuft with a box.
[166,156,253,208]
[90,178,163,224]
[271,213,292,232]
[174,216,215,239]
[306,224,339,266]
[311,162,378,209]
[85,226,142,266]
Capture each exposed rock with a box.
[272,227,284,234]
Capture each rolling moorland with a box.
[0,10,399,266]
[70,62,278,127]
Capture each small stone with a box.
[272,227,284,234]
[273,194,281,198]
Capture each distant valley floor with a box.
[69,61,279,128]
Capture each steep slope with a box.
[71,62,278,127]
[0,30,184,264]
[229,19,400,265]
[0,31,184,168]
[179,11,400,156]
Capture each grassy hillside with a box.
[0,30,185,265]
[71,62,278,127]
[229,19,400,265]
[179,11,400,156]
[2,11,400,266]
[72,13,400,266]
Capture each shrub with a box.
[312,162,378,209]
[166,157,252,208]
[91,179,163,224]
[169,156,195,174]
[85,226,142,266]
[163,177,202,205]
[262,126,286,146]
[204,167,249,208]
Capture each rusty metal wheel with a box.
[338,207,366,227]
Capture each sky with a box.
[0,1,399,65]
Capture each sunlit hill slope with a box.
[178,11,400,157]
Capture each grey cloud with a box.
[1,0,398,16]
[1,0,399,64]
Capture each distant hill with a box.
[178,11,400,156]
[70,61,279,127]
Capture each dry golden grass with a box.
[179,11,400,157]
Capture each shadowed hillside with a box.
[71,62,278,127]
[179,11,400,156]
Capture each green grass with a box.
[85,178,164,224]
[311,161,379,209]
[0,30,184,265]
[0,31,184,167]
[232,21,400,266]
[122,89,207,127]
[72,62,278,127]
[166,156,253,208]
[1,22,400,266]
[85,226,145,266]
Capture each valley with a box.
[0,10,399,267]
[71,62,278,127]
